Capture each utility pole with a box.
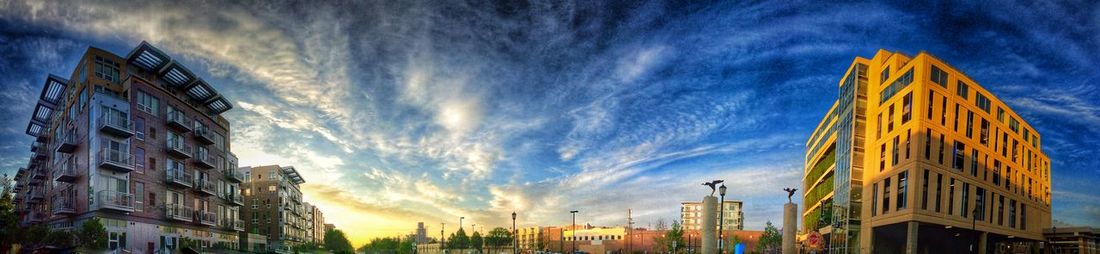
[570,210,579,254]
[442,222,447,251]
[627,209,634,254]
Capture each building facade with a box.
[417,222,428,244]
[311,203,326,244]
[680,200,745,231]
[11,42,242,253]
[240,165,308,252]
[517,226,544,251]
[1046,227,1099,254]
[804,50,1052,253]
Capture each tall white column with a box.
[783,203,797,254]
[702,196,718,254]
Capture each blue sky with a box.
[1,0,1098,244]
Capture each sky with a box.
[1,0,1098,247]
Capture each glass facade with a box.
[828,63,866,253]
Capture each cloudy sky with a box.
[1,0,1098,246]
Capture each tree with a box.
[484,227,513,254]
[359,236,415,254]
[324,229,355,253]
[448,228,470,249]
[471,231,484,252]
[757,221,781,253]
[0,175,18,251]
[79,217,108,251]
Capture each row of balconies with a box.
[165,169,219,196]
[165,204,231,228]
[220,217,245,231]
[166,140,220,170]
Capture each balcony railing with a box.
[224,168,244,183]
[232,219,244,231]
[56,129,80,153]
[31,141,45,152]
[225,192,243,206]
[166,168,194,188]
[194,177,215,195]
[52,197,75,215]
[197,210,216,226]
[194,126,216,145]
[96,190,134,212]
[165,204,193,222]
[194,152,217,169]
[96,149,134,172]
[27,189,44,201]
[34,147,47,159]
[97,113,133,137]
[166,139,193,158]
[52,159,79,182]
[165,109,192,132]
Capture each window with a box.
[952,141,965,170]
[993,160,1001,185]
[1009,199,1017,228]
[149,192,156,208]
[136,90,160,115]
[1006,167,1012,190]
[135,148,145,174]
[997,107,1005,122]
[108,231,127,250]
[935,174,943,213]
[976,93,991,112]
[948,178,955,215]
[938,134,945,165]
[980,118,990,145]
[965,110,974,138]
[905,130,911,159]
[94,56,120,82]
[902,92,912,123]
[961,182,970,218]
[882,178,891,214]
[997,195,1005,225]
[881,67,890,84]
[877,113,883,139]
[941,96,947,126]
[975,187,985,220]
[931,65,948,87]
[927,90,934,120]
[268,186,276,192]
[892,136,899,166]
[880,69,914,104]
[135,117,145,140]
[921,170,929,210]
[956,81,969,99]
[1021,204,1027,230]
[1009,117,1020,133]
[897,171,908,210]
[136,182,145,212]
[924,128,932,160]
[953,103,960,132]
[880,144,887,171]
[149,158,156,172]
[888,104,895,132]
[970,149,979,177]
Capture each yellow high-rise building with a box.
[804,50,1051,253]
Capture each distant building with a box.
[417,222,428,244]
[312,205,325,244]
[240,165,308,252]
[681,200,744,231]
[1046,227,1098,253]
[517,226,544,251]
[325,223,336,233]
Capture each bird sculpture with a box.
[702,180,725,196]
[783,187,798,203]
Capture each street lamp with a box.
[461,217,465,231]
[513,212,518,254]
[570,210,579,254]
[442,223,447,250]
[718,184,727,254]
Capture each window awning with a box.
[205,96,233,115]
[25,121,44,137]
[125,41,171,72]
[39,75,67,107]
[186,79,217,102]
[160,61,196,88]
[282,166,305,184]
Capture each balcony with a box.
[34,147,47,160]
[165,204,193,222]
[224,168,244,183]
[194,177,216,196]
[166,168,194,188]
[197,210,216,226]
[166,140,192,159]
[30,168,46,180]
[165,109,192,132]
[97,149,134,172]
[232,219,244,231]
[52,160,79,182]
[224,192,243,206]
[56,129,80,153]
[31,141,45,153]
[194,153,218,169]
[97,113,133,137]
[52,197,75,215]
[96,190,134,212]
[194,126,216,145]
[27,189,44,201]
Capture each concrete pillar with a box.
[782,203,796,254]
[702,196,717,254]
[905,221,919,254]
[978,232,987,254]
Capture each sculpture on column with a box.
[702,180,725,196]
[783,187,797,203]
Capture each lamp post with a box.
[972,207,980,253]
[718,184,727,254]
[442,223,447,250]
[461,217,465,231]
[570,210,579,254]
[513,212,518,254]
